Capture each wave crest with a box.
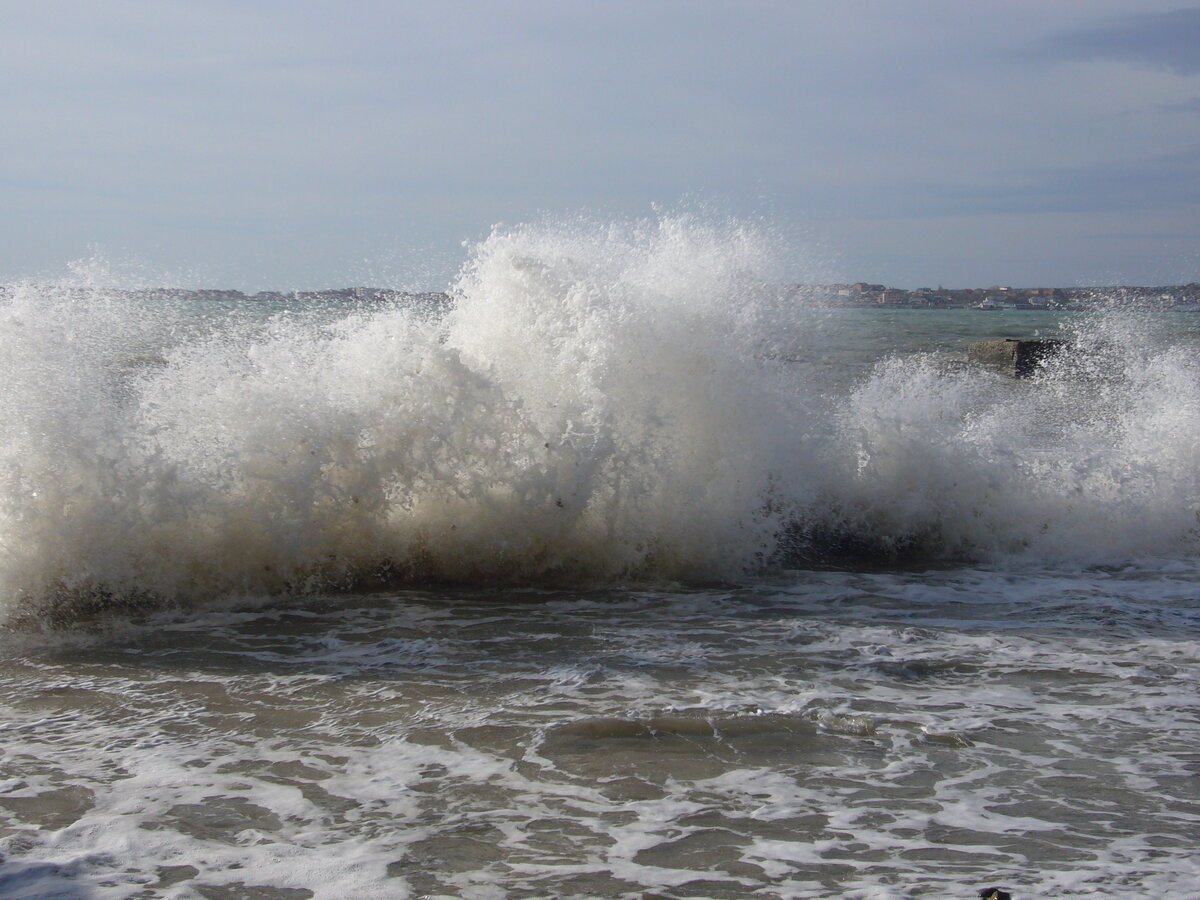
[3,218,1200,622]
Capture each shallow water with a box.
[2,564,1199,899]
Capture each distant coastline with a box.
[811,281,1200,310]
[4,282,1200,311]
[798,281,1200,310]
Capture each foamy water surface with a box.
[2,568,1199,899]
[2,215,1199,897]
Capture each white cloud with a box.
[1,0,1198,287]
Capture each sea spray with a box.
[3,216,1200,623]
[0,215,824,620]
[833,304,1200,560]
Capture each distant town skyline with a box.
[3,1,1199,292]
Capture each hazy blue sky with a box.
[3,1,1199,289]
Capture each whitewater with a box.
[0,215,1198,898]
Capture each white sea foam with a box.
[2,573,1198,898]
[0,215,819,618]
[834,309,1200,561]
[2,215,1200,621]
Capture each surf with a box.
[2,213,1199,623]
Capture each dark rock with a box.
[967,338,1067,377]
[773,520,933,568]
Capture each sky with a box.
[3,0,1199,290]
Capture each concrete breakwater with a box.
[967,338,1069,377]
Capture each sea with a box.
[1,216,1198,899]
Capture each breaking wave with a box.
[2,214,1199,621]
